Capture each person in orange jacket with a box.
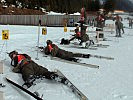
[8,51,67,88]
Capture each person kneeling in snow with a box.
[60,25,94,47]
[9,51,67,88]
[41,40,90,62]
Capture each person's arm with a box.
[22,54,31,61]
[12,65,21,73]
[44,46,50,55]
[51,44,59,57]
[69,35,76,42]
[11,56,18,67]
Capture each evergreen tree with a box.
[94,0,101,11]
[103,0,115,12]
[3,0,102,13]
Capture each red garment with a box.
[80,8,85,21]
[76,32,81,37]
[17,55,26,64]
[48,44,53,52]
[98,15,104,21]
[98,16,101,20]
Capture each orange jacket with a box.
[48,44,53,52]
[76,32,81,37]
[17,55,26,64]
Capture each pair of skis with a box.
[70,42,98,50]
[50,54,114,69]
[55,69,88,100]
[6,69,89,100]
[70,42,109,49]
[50,56,99,69]
[90,54,114,60]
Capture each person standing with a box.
[115,15,122,37]
[129,18,133,28]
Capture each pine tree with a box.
[103,0,115,12]
[94,0,101,11]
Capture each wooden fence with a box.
[0,15,96,26]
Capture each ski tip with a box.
[110,58,114,60]
[5,77,12,82]
[5,77,8,80]
[107,57,114,60]
[98,66,100,69]
[5,77,10,82]
[81,96,88,100]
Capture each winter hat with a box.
[9,50,18,59]
[46,40,52,45]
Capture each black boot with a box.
[50,73,59,80]
[22,81,33,88]
[60,77,68,84]
[90,40,95,45]
[83,54,90,58]
[67,58,79,62]
[50,73,68,84]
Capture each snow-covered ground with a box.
[0,15,133,100]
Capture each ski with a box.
[70,30,114,33]
[79,46,98,50]
[6,78,43,100]
[90,44,109,48]
[70,43,98,50]
[55,69,89,100]
[50,57,99,69]
[90,54,114,60]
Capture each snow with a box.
[0,15,133,100]
[1,0,5,3]
[70,12,80,15]
[47,11,65,15]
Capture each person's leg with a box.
[21,64,35,88]
[73,53,90,58]
[122,28,124,34]
[118,28,121,37]
[115,28,118,37]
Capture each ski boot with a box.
[83,54,91,58]
[50,73,68,85]
[0,83,6,88]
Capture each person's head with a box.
[9,50,18,59]
[46,40,52,45]
[76,25,79,29]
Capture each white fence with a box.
[0,15,96,26]
[0,15,80,26]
